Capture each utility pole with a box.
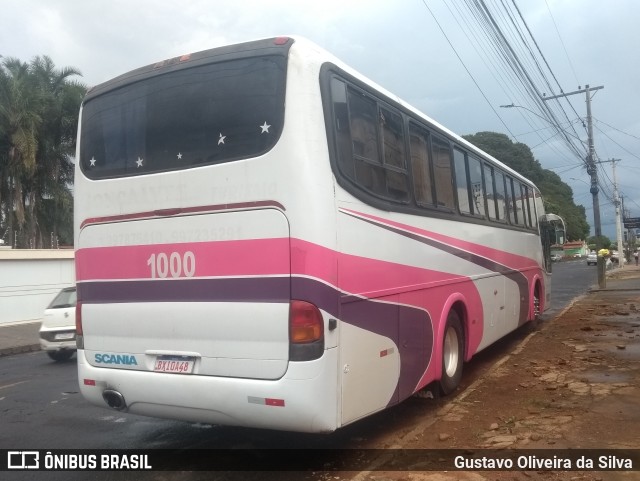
[610,159,623,267]
[543,85,604,243]
[543,84,605,285]
[596,158,623,265]
[623,196,639,262]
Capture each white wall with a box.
[0,249,75,325]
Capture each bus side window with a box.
[347,89,386,197]
[506,177,519,225]
[431,136,455,210]
[520,184,531,228]
[528,187,539,228]
[468,156,486,217]
[454,148,471,214]
[409,123,434,206]
[484,164,498,220]
[380,108,405,168]
[516,181,526,226]
[494,170,507,221]
[331,78,355,181]
[380,107,409,202]
[349,93,379,163]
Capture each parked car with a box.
[586,252,598,266]
[39,287,77,361]
[551,253,562,262]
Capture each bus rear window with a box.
[80,55,286,178]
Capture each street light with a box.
[569,177,590,186]
[499,103,551,124]
[499,104,586,143]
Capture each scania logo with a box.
[95,353,138,365]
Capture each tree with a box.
[588,235,611,250]
[0,57,41,245]
[463,132,590,241]
[0,55,86,247]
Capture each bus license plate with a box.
[153,356,194,374]
[55,332,75,340]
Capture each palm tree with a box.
[0,55,86,247]
[29,56,85,247]
[0,56,42,246]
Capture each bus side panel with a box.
[339,309,400,425]
[334,205,547,421]
[338,292,434,425]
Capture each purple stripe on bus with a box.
[77,277,290,304]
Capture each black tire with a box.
[47,350,75,362]
[439,310,464,396]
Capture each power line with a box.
[445,0,578,164]
[419,0,518,138]
[544,0,580,86]
[458,0,587,161]
[594,117,640,142]
[510,0,585,130]
[593,124,640,162]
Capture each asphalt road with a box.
[545,257,600,317]
[0,259,598,480]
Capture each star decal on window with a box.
[136,157,144,168]
[260,121,271,134]
[177,152,183,160]
[218,133,226,145]
[89,157,96,167]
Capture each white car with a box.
[586,252,598,266]
[39,287,77,361]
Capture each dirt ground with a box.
[353,268,640,481]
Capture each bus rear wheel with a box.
[533,287,541,321]
[439,310,464,396]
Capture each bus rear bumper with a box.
[77,347,339,433]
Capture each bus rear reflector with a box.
[289,300,324,362]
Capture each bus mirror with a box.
[540,213,566,234]
[541,213,564,224]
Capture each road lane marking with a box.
[0,380,30,390]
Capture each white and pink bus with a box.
[75,36,558,432]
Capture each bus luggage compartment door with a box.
[76,208,291,380]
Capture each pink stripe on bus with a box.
[290,238,468,297]
[76,238,290,282]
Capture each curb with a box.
[0,344,41,358]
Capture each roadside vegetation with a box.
[0,55,86,248]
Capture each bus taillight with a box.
[76,301,84,349]
[289,300,324,361]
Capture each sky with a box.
[2,0,640,240]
